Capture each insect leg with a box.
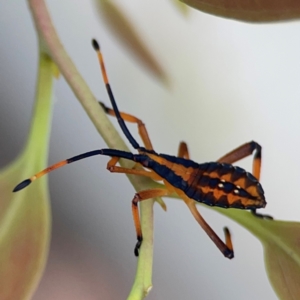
[107,156,162,180]
[177,190,234,259]
[217,141,272,219]
[108,157,167,207]
[107,162,170,256]
[217,141,261,177]
[132,188,172,256]
[177,142,190,159]
[99,102,153,150]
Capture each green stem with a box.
[28,0,156,298]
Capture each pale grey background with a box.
[1,0,300,299]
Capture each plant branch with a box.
[28,0,158,298]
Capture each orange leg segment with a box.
[106,156,162,180]
[217,141,272,219]
[106,157,169,255]
[176,189,234,259]
[132,188,172,256]
[159,172,235,258]
[177,142,190,159]
[217,141,261,180]
[99,102,153,150]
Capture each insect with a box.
[13,39,270,259]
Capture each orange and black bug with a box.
[13,39,271,259]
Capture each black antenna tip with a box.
[13,179,32,192]
[92,39,100,51]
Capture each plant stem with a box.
[28,0,156,298]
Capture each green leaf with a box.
[262,221,300,299]
[215,208,300,299]
[0,52,54,299]
[180,0,300,22]
[94,0,169,85]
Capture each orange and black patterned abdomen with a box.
[184,162,266,209]
[139,153,265,210]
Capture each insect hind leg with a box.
[176,189,234,259]
[217,141,273,220]
[217,141,262,179]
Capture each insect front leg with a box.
[132,188,172,256]
[105,160,169,255]
[106,156,162,180]
[217,141,272,220]
[99,101,153,150]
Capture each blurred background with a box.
[1,0,300,299]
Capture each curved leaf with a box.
[215,209,300,299]
[0,52,54,299]
[181,0,300,22]
[262,221,300,299]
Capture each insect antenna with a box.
[13,149,135,192]
[13,40,142,193]
[92,39,142,151]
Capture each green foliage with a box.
[0,52,53,299]
[217,208,300,299]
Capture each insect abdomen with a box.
[185,162,266,209]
